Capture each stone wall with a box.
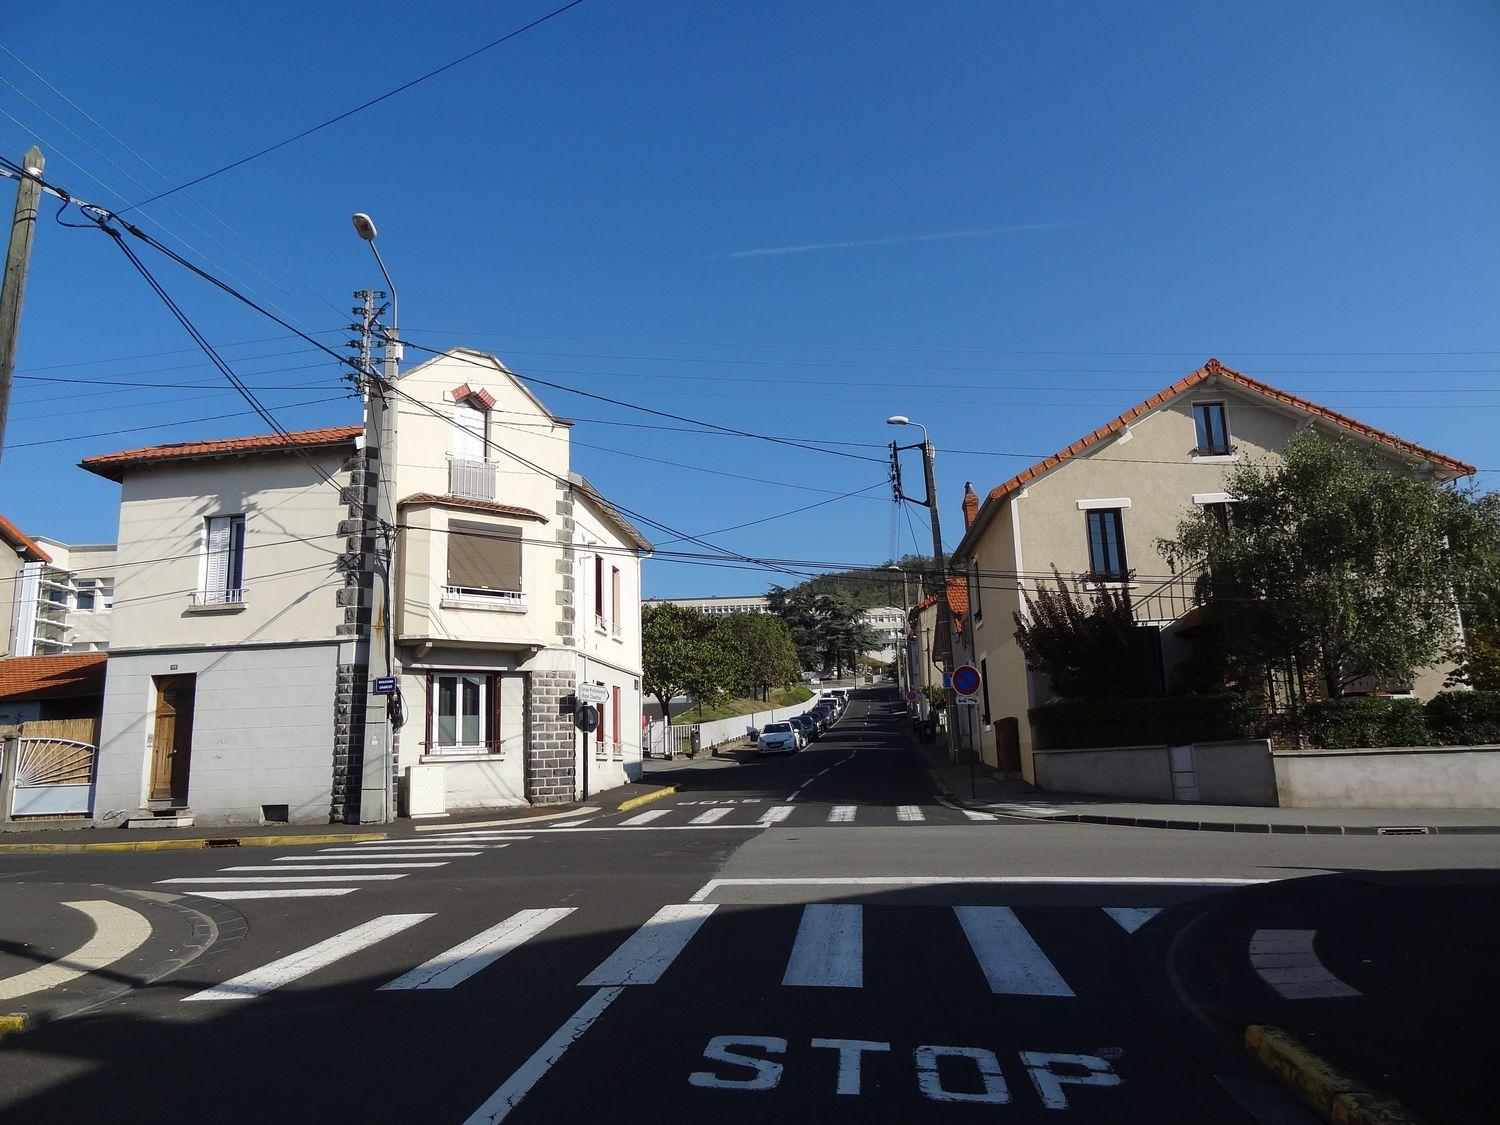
[554,480,576,647]
[525,668,578,804]
[330,446,378,823]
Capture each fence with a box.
[644,694,825,758]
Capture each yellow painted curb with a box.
[618,786,676,812]
[0,1014,29,1040]
[1244,1025,1420,1125]
[0,832,387,854]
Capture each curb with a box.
[0,1014,27,1041]
[618,786,676,812]
[0,831,388,853]
[1244,1024,1422,1125]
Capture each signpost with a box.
[577,683,609,705]
[949,664,983,799]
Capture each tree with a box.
[767,585,876,676]
[642,604,740,721]
[717,612,800,701]
[1158,431,1500,703]
[1013,568,1156,697]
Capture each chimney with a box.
[962,481,979,529]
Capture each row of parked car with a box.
[756,690,850,754]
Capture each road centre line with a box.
[0,900,153,1002]
[184,914,432,1001]
[380,908,576,991]
[580,903,718,987]
[688,875,1273,903]
[461,986,623,1124]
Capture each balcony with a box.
[189,588,247,612]
[448,456,497,501]
[441,586,526,613]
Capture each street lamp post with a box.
[352,213,401,824]
[887,416,960,763]
[886,562,911,702]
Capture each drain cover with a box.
[1375,826,1432,836]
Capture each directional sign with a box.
[372,676,398,695]
[577,683,610,704]
[951,664,982,698]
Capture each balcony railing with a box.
[1130,569,1201,625]
[192,588,247,608]
[441,586,525,611]
[448,456,497,501]
[611,621,622,638]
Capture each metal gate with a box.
[7,734,97,817]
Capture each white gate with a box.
[9,736,97,816]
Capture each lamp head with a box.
[886,415,909,426]
[351,213,378,241]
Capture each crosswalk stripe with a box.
[318,850,483,858]
[184,914,433,1001]
[783,905,862,988]
[274,855,443,863]
[393,835,532,843]
[896,805,925,822]
[758,805,794,826]
[620,809,670,827]
[219,870,447,876]
[688,807,732,825]
[350,840,513,848]
[547,819,595,828]
[379,908,576,991]
[158,874,409,884]
[828,806,856,823]
[177,889,360,900]
[953,907,1074,997]
[579,904,717,986]
[1103,907,1160,934]
[1250,929,1360,999]
[962,809,997,821]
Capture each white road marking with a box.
[395,835,532,843]
[954,907,1074,997]
[416,807,597,831]
[352,840,515,847]
[379,908,576,991]
[461,986,623,1124]
[217,870,447,876]
[0,900,153,1002]
[177,888,359,900]
[1103,907,1161,934]
[783,905,863,989]
[157,874,409,884]
[317,850,484,858]
[687,875,1271,903]
[962,808,997,821]
[579,904,718,986]
[184,913,433,1001]
[1249,929,1361,999]
[478,824,760,834]
[619,809,670,827]
[896,805,925,822]
[758,805,794,826]
[547,819,595,828]
[688,807,733,825]
[828,806,857,823]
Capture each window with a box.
[1203,502,1231,533]
[76,579,96,610]
[980,657,992,725]
[446,520,522,598]
[100,580,114,611]
[452,399,488,461]
[594,554,605,626]
[971,560,983,622]
[427,673,503,753]
[1085,509,1128,581]
[612,685,621,746]
[611,566,621,629]
[1193,402,1231,455]
[595,681,607,746]
[202,515,246,604]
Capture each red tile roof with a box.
[80,424,362,481]
[0,514,51,563]
[912,577,970,633]
[0,653,106,702]
[398,494,548,522]
[982,359,1474,508]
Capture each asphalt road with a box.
[1,689,1496,1122]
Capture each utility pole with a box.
[0,146,44,467]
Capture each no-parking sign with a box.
[951,664,982,698]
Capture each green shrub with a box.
[1030,693,1262,750]
[1305,696,1429,748]
[1424,691,1500,745]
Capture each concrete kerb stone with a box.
[1244,1024,1421,1125]
[0,831,387,854]
[617,786,675,812]
[945,799,1500,836]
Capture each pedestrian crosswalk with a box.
[504,802,1010,832]
[178,901,1165,1004]
[156,835,532,902]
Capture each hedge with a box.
[1418,691,1500,746]
[1304,691,1500,749]
[1030,694,1262,751]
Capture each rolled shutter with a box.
[446,520,522,591]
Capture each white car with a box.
[757,722,799,754]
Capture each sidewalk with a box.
[918,740,1500,835]
[0,778,662,851]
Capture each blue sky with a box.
[2,1,1497,597]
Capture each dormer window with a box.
[1193,402,1232,456]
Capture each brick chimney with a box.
[962,481,979,529]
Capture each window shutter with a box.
[446,521,522,591]
[205,517,230,593]
[452,401,487,461]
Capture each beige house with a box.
[0,515,53,658]
[79,348,650,827]
[949,359,1475,783]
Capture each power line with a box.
[652,481,891,546]
[8,394,354,449]
[118,0,590,212]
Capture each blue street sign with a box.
[951,664,981,697]
[372,676,398,695]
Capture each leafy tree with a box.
[767,585,877,676]
[642,603,740,721]
[1158,431,1500,703]
[717,612,800,701]
[1013,568,1156,697]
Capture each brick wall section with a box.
[330,446,378,823]
[554,480,576,647]
[526,668,578,804]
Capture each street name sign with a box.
[577,683,610,704]
[372,676,398,695]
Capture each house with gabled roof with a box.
[949,359,1476,783]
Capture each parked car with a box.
[806,707,832,733]
[757,722,799,754]
[811,702,837,726]
[788,715,817,744]
[830,689,849,710]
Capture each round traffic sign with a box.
[951,664,982,697]
[905,689,920,702]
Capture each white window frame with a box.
[429,673,490,754]
[195,514,247,607]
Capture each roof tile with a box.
[80,424,361,481]
[0,514,51,563]
[0,653,106,702]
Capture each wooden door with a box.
[150,675,195,803]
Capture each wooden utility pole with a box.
[0,146,44,467]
